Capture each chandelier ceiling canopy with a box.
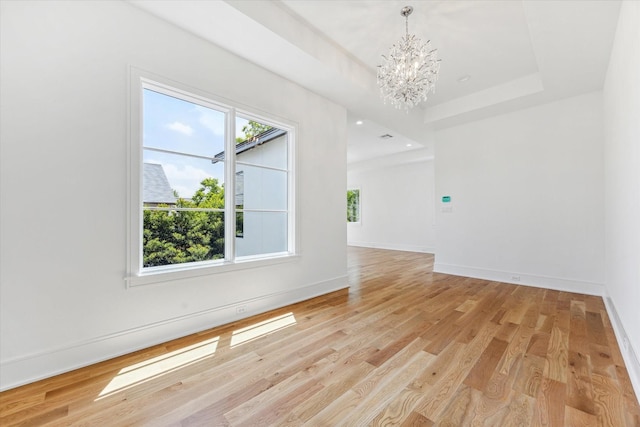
[377,6,440,110]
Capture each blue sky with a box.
[143,89,249,198]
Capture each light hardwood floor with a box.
[1,247,639,426]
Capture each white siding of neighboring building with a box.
[235,134,288,257]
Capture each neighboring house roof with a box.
[212,127,286,163]
[143,163,177,204]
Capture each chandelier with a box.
[377,6,440,110]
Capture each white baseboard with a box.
[347,241,435,254]
[603,296,640,402]
[433,263,605,296]
[0,276,348,392]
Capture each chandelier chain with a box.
[405,14,409,37]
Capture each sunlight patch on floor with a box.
[230,312,297,348]
[96,336,219,400]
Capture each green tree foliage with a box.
[143,178,225,267]
[347,189,360,222]
[236,120,272,144]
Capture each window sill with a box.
[126,252,299,288]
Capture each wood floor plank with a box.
[513,354,545,398]
[435,384,477,426]
[306,336,427,425]
[496,323,535,378]
[281,361,374,426]
[565,405,599,426]
[546,325,569,383]
[9,405,68,427]
[566,349,596,415]
[1,247,638,426]
[495,321,519,343]
[463,337,509,392]
[416,341,465,389]
[414,322,501,420]
[230,379,324,426]
[339,350,434,426]
[399,410,434,426]
[366,319,431,367]
[616,365,640,417]
[370,387,429,426]
[527,331,552,358]
[532,377,566,427]
[586,310,610,347]
[537,313,556,334]
[591,373,627,427]
[421,310,464,355]
[484,357,522,401]
[589,343,618,379]
[499,392,535,426]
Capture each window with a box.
[128,73,295,285]
[347,189,360,223]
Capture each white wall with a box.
[347,157,436,253]
[603,0,640,394]
[0,1,347,390]
[434,91,605,294]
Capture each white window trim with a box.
[126,68,297,288]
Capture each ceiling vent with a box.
[379,134,394,140]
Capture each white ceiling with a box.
[129,0,621,165]
[282,0,540,106]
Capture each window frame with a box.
[126,69,297,287]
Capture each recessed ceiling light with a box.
[355,120,364,125]
[457,74,471,83]
[406,143,412,147]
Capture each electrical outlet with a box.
[236,305,247,315]
[511,275,521,281]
